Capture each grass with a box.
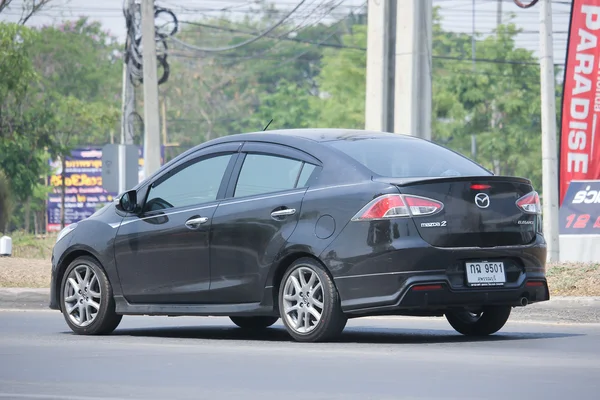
[6,231,57,260]
[1,233,600,296]
[546,262,600,296]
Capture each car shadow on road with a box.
[104,323,583,345]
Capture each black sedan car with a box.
[50,129,549,342]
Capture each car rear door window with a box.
[144,154,232,211]
[234,154,304,197]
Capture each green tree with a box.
[310,25,367,129]
[432,22,544,189]
[0,18,121,233]
[0,170,11,233]
[0,23,53,209]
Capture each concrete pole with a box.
[539,0,560,262]
[364,0,395,132]
[141,0,161,179]
[394,0,432,140]
[497,0,502,27]
[119,0,135,194]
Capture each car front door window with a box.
[145,154,232,212]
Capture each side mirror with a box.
[119,190,138,213]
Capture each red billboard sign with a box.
[559,0,600,205]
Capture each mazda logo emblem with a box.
[474,193,490,209]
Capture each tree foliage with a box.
[0,18,120,232]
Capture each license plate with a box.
[465,261,506,287]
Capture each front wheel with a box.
[278,258,347,342]
[60,256,122,335]
[445,306,511,336]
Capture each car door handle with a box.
[271,208,296,218]
[185,216,209,229]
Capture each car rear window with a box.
[327,137,491,178]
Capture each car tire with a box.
[229,316,279,329]
[445,306,512,336]
[59,256,122,335]
[278,257,347,342]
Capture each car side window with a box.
[234,154,304,198]
[297,163,317,187]
[144,154,232,212]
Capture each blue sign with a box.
[559,180,600,235]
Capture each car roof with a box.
[216,128,421,144]
[134,129,427,191]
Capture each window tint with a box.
[235,154,303,197]
[327,137,490,178]
[297,163,317,187]
[144,154,232,211]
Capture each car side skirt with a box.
[113,293,279,317]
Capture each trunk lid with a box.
[375,176,539,248]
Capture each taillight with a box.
[405,196,444,216]
[516,191,541,214]
[351,194,443,221]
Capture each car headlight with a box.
[56,223,78,243]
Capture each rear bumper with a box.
[324,230,549,316]
[338,272,549,316]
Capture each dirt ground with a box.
[0,257,50,288]
[1,256,599,296]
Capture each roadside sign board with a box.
[558,180,600,235]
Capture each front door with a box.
[209,143,320,303]
[113,146,239,304]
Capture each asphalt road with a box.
[0,311,599,400]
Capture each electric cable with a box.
[167,0,308,53]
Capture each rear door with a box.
[209,142,320,303]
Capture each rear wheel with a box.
[229,316,278,329]
[60,256,122,335]
[278,258,347,342]
[445,306,511,336]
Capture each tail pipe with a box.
[519,297,528,306]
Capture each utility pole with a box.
[539,0,560,262]
[364,0,394,132]
[141,0,161,179]
[118,0,136,194]
[497,0,502,27]
[394,0,432,140]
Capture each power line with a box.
[168,0,309,52]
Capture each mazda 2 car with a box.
[50,129,549,342]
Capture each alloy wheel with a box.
[63,264,102,327]
[282,266,324,334]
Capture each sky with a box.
[0,0,573,66]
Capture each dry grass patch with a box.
[546,262,600,296]
[6,231,57,260]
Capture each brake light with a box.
[471,184,491,190]
[516,191,541,214]
[351,194,443,221]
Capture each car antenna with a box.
[262,119,273,131]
